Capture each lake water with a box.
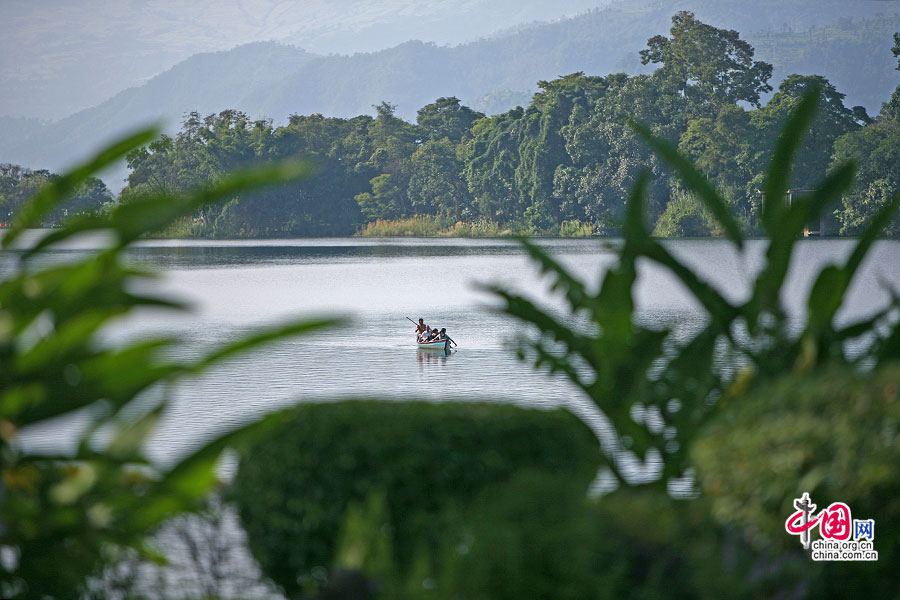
[8,235,900,597]
[12,236,900,470]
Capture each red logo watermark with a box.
[785,493,877,561]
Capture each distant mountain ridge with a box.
[2,0,899,188]
[0,0,608,120]
[0,42,315,187]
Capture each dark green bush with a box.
[694,364,900,597]
[432,475,807,600]
[434,472,691,600]
[652,191,715,237]
[231,401,601,597]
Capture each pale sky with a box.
[0,0,611,119]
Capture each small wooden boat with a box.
[417,338,450,350]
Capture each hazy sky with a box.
[0,0,612,120]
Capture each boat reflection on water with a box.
[416,346,454,368]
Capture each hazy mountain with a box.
[3,0,898,188]
[249,8,900,119]
[0,0,608,121]
[0,42,313,189]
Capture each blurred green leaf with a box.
[0,126,335,598]
[491,83,898,503]
[517,237,593,313]
[806,265,847,334]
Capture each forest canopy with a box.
[11,12,898,238]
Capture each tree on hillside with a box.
[60,176,113,217]
[531,72,612,110]
[462,108,527,224]
[554,73,675,227]
[369,102,418,156]
[416,97,483,143]
[353,102,419,221]
[0,170,50,221]
[640,11,774,112]
[885,32,900,121]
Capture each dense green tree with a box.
[750,74,866,192]
[462,107,527,223]
[882,85,900,123]
[57,176,113,218]
[832,117,900,235]
[883,31,900,122]
[553,74,674,228]
[415,97,483,143]
[105,16,899,238]
[0,167,111,224]
[652,191,716,237]
[531,72,613,110]
[640,11,774,112]
[125,110,366,235]
[679,104,752,186]
[352,102,420,221]
[407,138,473,221]
[355,173,405,221]
[124,135,183,198]
[368,101,419,168]
[515,95,576,232]
[677,105,755,226]
[0,169,50,221]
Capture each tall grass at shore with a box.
[357,215,596,237]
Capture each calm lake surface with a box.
[12,235,900,469]
[8,234,900,597]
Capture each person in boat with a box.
[423,328,440,342]
[437,328,448,341]
[415,318,429,341]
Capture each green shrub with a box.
[231,401,601,598]
[432,475,806,600]
[434,472,689,600]
[693,364,900,597]
[355,215,510,237]
[558,219,595,237]
[652,190,715,237]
